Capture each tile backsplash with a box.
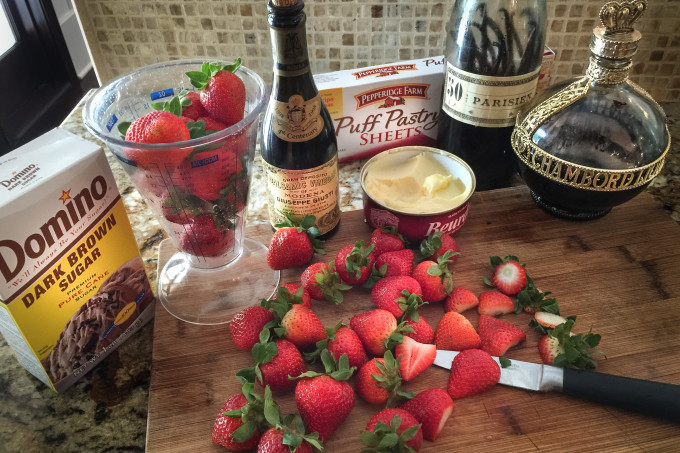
[74,0,680,102]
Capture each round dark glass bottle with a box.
[261,0,340,235]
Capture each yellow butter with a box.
[364,152,470,214]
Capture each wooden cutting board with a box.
[146,186,680,452]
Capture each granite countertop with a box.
[1,97,678,452]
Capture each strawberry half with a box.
[447,349,500,399]
[477,290,515,316]
[398,388,454,442]
[434,311,481,351]
[485,255,527,296]
[445,287,479,313]
[394,336,436,381]
[477,314,526,357]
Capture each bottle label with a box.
[271,94,324,142]
[270,20,310,77]
[442,62,540,128]
[263,155,341,234]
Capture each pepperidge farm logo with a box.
[2,164,40,191]
[354,84,431,110]
[352,64,417,79]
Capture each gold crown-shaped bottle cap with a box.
[590,0,647,59]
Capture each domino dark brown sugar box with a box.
[0,128,155,392]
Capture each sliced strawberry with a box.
[394,336,436,381]
[445,287,479,313]
[486,255,527,295]
[537,318,602,369]
[477,291,514,316]
[534,311,568,329]
[434,311,481,351]
[398,388,454,442]
[447,349,500,399]
[538,335,563,365]
[477,314,526,356]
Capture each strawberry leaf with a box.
[117,121,131,138]
[499,356,512,368]
[420,231,443,258]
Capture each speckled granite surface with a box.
[0,96,678,452]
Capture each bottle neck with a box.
[268,1,311,78]
[586,54,632,85]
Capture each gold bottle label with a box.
[263,155,341,234]
[271,94,324,143]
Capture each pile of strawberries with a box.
[213,221,602,452]
[120,60,250,258]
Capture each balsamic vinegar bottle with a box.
[437,0,547,191]
[261,0,341,235]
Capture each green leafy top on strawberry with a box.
[261,286,307,322]
[547,317,602,369]
[237,328,279,384]
[221,377,270,443]
[261,386,324,452]
[515,275,560,315]
[187,59,243,90]
[302,321,342,363]
[295,349,356,382]
[344,241,375,279]
[419,231,447,258]
[360,413,421,453]
[425,250,456,294]
[315,262,352,304]
[397,290,426,323]
[276,213,325,255]
[371,351,414,407]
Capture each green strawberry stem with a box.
[345,241,375,279]
[186,58,243,91]
[372,351,413,408]
[262,386,325,451]
[360,417,420,453]
[548,317,603,370]
[294,350,356,382]
[222,377,269,443]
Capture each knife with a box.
[434,350,680,422]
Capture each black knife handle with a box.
[562,368,680,422]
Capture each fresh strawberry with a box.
[267,214,324,270]
[271,283,311,308]
[445,287,479,313]
[368,249,415,286]
[159,192,205,225]
[394,336,436,381]
[398,388,454,441]
[434,311,481,351]
[238,332,308,393]
[403,312,435,344]
[279,305,326,351]
[229,305,275,351]
[350,309,409,357]
[171,145,242,201]
[486,255,527,296]
[537,317,602,369]
[212,379,268,450]
[294,350,356,441]
[368,226,406,257]
[180,90,208,120]
[533,311,567,329]
[477,290,514,315]
[446,349,500,399]
[362,408,423,452]
[477,314,526,357]
[257,388,323,453]
[196,115,227,132]
[335,241,375,285]
[178,215,234,257]
[300,262,351,304]
[326,325,369,369]
[355,351,410,406]
[420,231,460,270]
[412,250,456,302]
[122,110,192,168]
[371,276,423,318]
[188,59,246,127]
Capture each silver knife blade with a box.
[434,350,564,393]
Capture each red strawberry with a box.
[368,226,406,257]
[537,318,601,369]
[403,313,435,344]
[159,192,205,225]
[212,382,267,450]
[349,309,400,357]
[300,262,351,304]
[446,349,500,399]
[335,241,375,285]
[355,352,406,406]
[294,350,355,441]
[229,305,275,351]
[434,311,481,351]
[257,339,308,393]
[171,144,242,201]
[538,335,563,366]
[372,248,415,280]
[445,287,479,313]
[412,251,455,302]
[196,115,227,132]
[280,305,326,351]
[398,388,454,441]
[420,231,460,270]
[394,336,436,381]
[123,110,192,168]
[272,283,311,308]
[477,291,515,315]
[267,214,324,270]
[180,90,208,120]
[189,60,246,127]
[327,325,368,369]
[487,255,527,295]
[178,215,234,257]
[371,276,422,318]
[363,408,423,452]
[477,314,526,356]
[257,427,313,453]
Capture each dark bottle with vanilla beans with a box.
[437,0,547,190]
[261,0,340,235]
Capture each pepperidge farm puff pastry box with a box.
[314,56,445,162]
[0,129,155,392]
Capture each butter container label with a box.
[314,57,445,162]
[0,128,154,392]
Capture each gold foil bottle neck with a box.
[271,0,298,7]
